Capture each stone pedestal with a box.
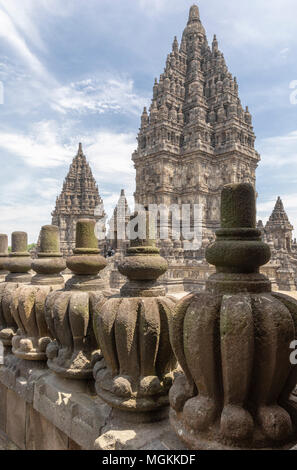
[169,183,297,450]
[0,232,32,347]
[93,211,177,421]
[11,225,66,361]
[45,219,110,379]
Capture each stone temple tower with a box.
[265,197,294,252]
[133,4,260,247]
[52,143,106,255]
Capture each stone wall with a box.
[0,354,185,450]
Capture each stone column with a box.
[169,183,297,449]
[11,225,66,360]
[0,232,32,347]
[93,211,177,421]
[0,234,9,281]
[45,219,109,379]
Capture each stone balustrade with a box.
[0,185,297,450]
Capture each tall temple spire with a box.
[133,3,260,254]
[51,144,105,255]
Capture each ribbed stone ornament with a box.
[45,219,109,379]
[11,225,66,360]
[169,183,297,449]
[0,232,32,346]
[0,234,9,281]
[93,211,177,419]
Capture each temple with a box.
[260,196,297,290]
[50,5,297,293]
[51,143,106,255]
[131,3,259,290]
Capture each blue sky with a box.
[0,0,296,243]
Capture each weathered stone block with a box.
[26,404,68,450]
[6,389,27,449]
[33,374,111,449]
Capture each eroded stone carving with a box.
[45,219,108,379]
[93,212,177,417]
[0,232,32,347]
[11,225,66,360]
[169,183,297,449]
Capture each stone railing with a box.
[1,185,297,450]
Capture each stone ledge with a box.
[0,356,186,450]
[33,374,111,449]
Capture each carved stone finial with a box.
[93,210,177,420]
[11,225,66,361]
[0,231,32,347]
[205,183,271,293]
[5,232,32,283]
[169,183,297,449]
[45,219,109,379]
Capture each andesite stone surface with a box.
[169,183,297,449]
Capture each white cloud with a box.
[0,5,51,81]
[51,76,148,116]
[0,201,53,244]
[85,131,136,180]
[0,120,73,168]
[258,130,297,168]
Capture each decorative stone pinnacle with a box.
[169,183,297,450]
[74,218,99,254]
[11,232,29,256]
[4,231,31,282]
[38,225,61,256]
[11,225,65,360]
[221,182,255,228]
[206,183,271,292]
[66,219,107,279]
[93,212,177,418]
[45,219,109,378]
[0,234,8,255]
[31,225,65,285]
[118,211,168,297]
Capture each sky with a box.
[0,0,296,242]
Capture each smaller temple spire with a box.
[172,36,179,53]
[188,4,200,24]
[212,34,218,52]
